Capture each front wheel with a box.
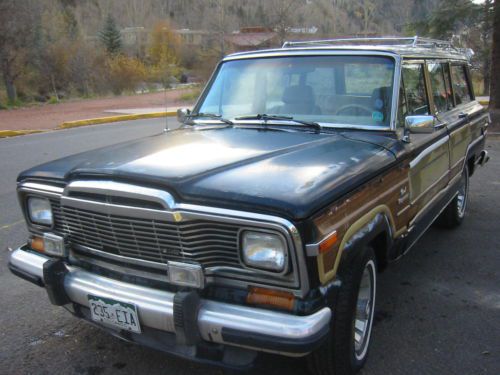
[308,247,377,375]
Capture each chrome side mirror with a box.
[403,115,436,142]
[177,108,191,123]
[405,115,436,133]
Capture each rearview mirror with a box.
[177,108,191,123]
[404,115,435,134]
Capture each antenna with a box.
[164,79,169,132]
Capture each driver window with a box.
[400,64,430,117]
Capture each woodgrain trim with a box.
[313,164,410,284]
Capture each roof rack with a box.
[282,36,455,50]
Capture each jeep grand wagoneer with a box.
[9,37,489,374]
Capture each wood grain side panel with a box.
[312,164,411,283]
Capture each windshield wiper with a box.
[187,112,233,125]
[234,114,321,133]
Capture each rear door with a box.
[444,62,488,179]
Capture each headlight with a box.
[241,231,286,272]
[27,197,53,226]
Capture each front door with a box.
[400,61,450,214]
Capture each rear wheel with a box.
[308,247,377,375]
[437,164,469,228]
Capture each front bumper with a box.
[9,246,331,363]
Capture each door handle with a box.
[434,122,447,130]
[458,112,469,119]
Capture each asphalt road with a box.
[0,120,499,375]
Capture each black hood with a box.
[18,126,397,220]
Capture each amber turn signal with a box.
[30,236,45,253]
[318,231,338,254]
[246,286,295,311]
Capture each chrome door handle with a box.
[458,112,468,119]
[434,122,447,130]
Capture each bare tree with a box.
[0,0,36,104]
[215,0,227,58]
[330,0,346,35]
[360,0,376,34]
[269,0,303,45]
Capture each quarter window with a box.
[450,65,472,105]
[427,63,451,113]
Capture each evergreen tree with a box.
[99,14,122,54]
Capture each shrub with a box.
[105,55,147,95]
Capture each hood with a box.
[19,127,397,219]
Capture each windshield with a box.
[196,55,395,128]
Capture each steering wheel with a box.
[335,104,373,116]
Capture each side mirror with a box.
[404,115,436,134]
[177,108,191,123]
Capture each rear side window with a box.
[427,63,451,113]
[450,65,472,105]
[401,64,430,116]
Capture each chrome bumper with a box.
[9,247,331,357]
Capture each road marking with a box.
[0,219,24,231]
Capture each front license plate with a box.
[88,294,141,333]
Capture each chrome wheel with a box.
[353,260,376,360]
[456,170,469,219]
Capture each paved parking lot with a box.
[0,120,498,374]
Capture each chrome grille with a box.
[50,200,241,268]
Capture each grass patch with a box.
[48,96,59,104]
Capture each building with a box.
[225,27,280,52]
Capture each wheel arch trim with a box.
[319,205,395,283]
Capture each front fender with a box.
[334,206,394,278]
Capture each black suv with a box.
[9,37,489,374]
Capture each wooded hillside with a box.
[0,0,495,107]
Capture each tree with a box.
[147,21,181,87]
[0,0,37,104]
[269,0,303,45]
[99,14,122,54]
[148,21,180,66]
[330,0,347,35]
[490,0,500,110]
[407,0,493,95]
[214,0,227,59]
[408,0,481,38]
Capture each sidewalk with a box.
[0,88,196,131]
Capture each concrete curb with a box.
[0,130,45,139]
[58,111,177,129]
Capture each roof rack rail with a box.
[282,36,455,50]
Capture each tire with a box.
[308,247,377,375]
[437,164,469,228]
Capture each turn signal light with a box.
[246,286,295,311]
[29,234,67,257]
[318,231,338,254]
[30,236,45,253]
